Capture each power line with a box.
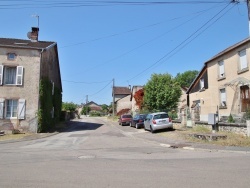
[62,79,111,84]
[126,1,235,82]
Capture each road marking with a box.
[160,143,171,148]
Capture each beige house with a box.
[112,86,131,114]
[187,38,250,122]
[0,28,62,132]
[130,85,143,116]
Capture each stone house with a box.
[177,87,188,121]
[130,85,143,116]
[112,86,131,114]
[0,27,62,133]
[187,37,250,122]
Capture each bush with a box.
[89,111,101,117]
[228,114,235,123]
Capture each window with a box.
[6,99,18,118]
[200,78,204,90]
[239,49,248,70]
[218,60,225,78]
[0,99,26,119]
[220,88,227,107]
[7,53,16,60]
[0,65,23,85]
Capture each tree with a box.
[143,73,181,111]
[101,104,109,114]
[175,70,198,87]
[81,106,91,115]
[62,102,77,112]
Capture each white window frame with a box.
[220,88,227,107]
[6,99,18,119]
[239,49,248,70]
[1,65,24,86]
[200,78,204,89]
[218,60,225,78]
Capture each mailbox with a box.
[208,113,216,125]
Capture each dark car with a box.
[130,114,147,129]
[118,114,132,126]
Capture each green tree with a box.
[62,102,77,112]
[143,73,181,112]
[81,106,91,115]
[101,104,109,114]
[175,70,198,87]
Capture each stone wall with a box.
[173,120,248,136]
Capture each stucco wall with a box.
[116,95,132,113]
[131,86,143,116]
[0,47,41,132]
[189,42,250,122]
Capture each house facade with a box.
[177,87,188,122]
[0,29,62,133]
[112,86,131,114]
[187,38,250,122]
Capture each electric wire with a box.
[126,2,234,82]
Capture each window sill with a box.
[219,106,227,109]
[217,76,226,81]
[237,67,249,74]
[199,88,205,92]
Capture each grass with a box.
[0,133,33,141]
[170,125,250,147]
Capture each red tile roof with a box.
[113,86,131,95]
[0,38,55,49]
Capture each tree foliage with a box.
[62,102,77,112]
[175,70,198,87]
[143,73,181,111]
[81,106,91,115]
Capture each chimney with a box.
[27,27,39,42]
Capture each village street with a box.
[0,117,250,188]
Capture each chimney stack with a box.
[27,27,39,42]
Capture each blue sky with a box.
[0,0,249,105]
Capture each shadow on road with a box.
[60,120,104,133]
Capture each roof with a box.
[186,37,250,94]
[0,38,55,50]
[113,86,131,95]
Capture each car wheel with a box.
[135,123,139,129]
[150,125,155,133]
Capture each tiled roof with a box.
[113,86,131,95]
[0,38,55,49]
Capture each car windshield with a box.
[153,113,168,120]
[139,115,146,119]
[123,115,132,118]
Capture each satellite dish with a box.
[27,32,32,39]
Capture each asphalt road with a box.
[0,117,250,188]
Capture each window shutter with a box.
[0,98,4,119]
[0,65,3,85]
[239,50,247,70]
[16,66,23,85]
[18,99,26,119]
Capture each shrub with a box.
[228,114,235,123]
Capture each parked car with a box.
[144,112,173,133]
[130,114,147,129]
[118,114,132,126]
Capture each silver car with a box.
[144,112,173,133]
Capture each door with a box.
[240,85,250,112]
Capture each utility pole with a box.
[247,0,250,36]
[112,78,115,117]
[86,95,88,116]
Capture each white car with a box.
[144,112,173,133]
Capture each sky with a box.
[0,0,249,105]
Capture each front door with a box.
[240,85,250,112]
